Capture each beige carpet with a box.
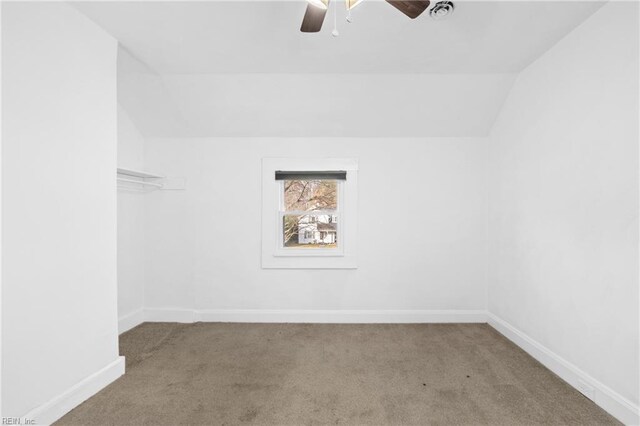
[56,323,619,425]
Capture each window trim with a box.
[262,158,358,269]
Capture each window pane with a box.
[284,180,337,212]
[283,214,338,248]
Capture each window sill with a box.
[262,255,358,269]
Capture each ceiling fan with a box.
[301,0,451,33]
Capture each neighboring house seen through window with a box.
[282,178,339,249]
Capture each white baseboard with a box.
[488,313,639,425]
[142,308,488,324]
[144,307,197,323]
[23,356,125,426]
[118,308,145,334]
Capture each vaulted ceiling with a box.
[73,0,605,137]
[75,1,603,74]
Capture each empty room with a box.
[1,0,639,424]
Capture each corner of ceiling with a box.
[484,1,608,141]
[483,73,518,141]
[117,47,191,140]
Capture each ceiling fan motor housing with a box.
[430,1,455,20]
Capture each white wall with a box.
[143,137,488,318]
[148,74,515,138]
[0,2,3,417]
[117,104,146,328]
[488,0,639,417]
[114,44,516,140]
[2,2,121,420]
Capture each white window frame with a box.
[262,158,358,269]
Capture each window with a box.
[262,158,358,269]
[282,178,339,249]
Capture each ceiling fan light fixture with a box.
[346,0,365,10]
[430,0,454,20]
[306,0,328,10]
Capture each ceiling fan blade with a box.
[300,3,329,33]
[385,0,430,19]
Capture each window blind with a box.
[275,171,347,181]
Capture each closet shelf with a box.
[117,177,163,188]
[117,167,184,191]
[117,167,164,179]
